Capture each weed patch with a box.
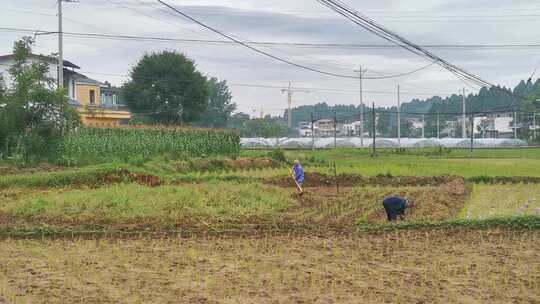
[0,183,292,230]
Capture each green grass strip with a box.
[358,216,540,231]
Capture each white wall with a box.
[0,57,76,98]
[494,117,513,133]
[0,57,16,89]
[0,57,59,88]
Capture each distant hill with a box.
[286,78,540,126]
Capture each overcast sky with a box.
[2,0,540,116]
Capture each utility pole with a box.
[333,109,337,148]
[57,0,77,89]
[436,113,440,139]
[534,112,537,140]
[285,82,293,128]
[462,88,466,138]
[354,66,367,146]
[470,114,474,153]
[421,114,425,139]
[397,84,401,146]
[58,0,64,88]
[372,102,376,156]
[310,112,315,149]
[514,111,518,140]
[480,119,486,139]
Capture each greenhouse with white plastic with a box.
[240,138,528,149]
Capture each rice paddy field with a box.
[1,148,540,303]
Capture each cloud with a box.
[1,0,539,115]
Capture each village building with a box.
[0,54,131,127]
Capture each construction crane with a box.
[281,81,311,128]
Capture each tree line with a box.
[287,81,540,140]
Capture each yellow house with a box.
[66,71,132,127]
[0,53,131,127]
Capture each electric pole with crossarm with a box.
[57,0,78,88]
[354,66,368,146]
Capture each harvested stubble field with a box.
[1,149,540,303]
[1,230,539,303]
[0,173,473,231]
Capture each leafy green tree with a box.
[0,76,7,157]
[289,103,361,127]
[227,113,287,137]
[375,108,397,137]
[0,37,79,162]
[398,117,414,138]
[198,77,236,128]
[519,83,540,142]
[242,118,288,137]
[228,112,250,129]
[261,119,288,138]
[123,51,209,124]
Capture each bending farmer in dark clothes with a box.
[382,196,414,221]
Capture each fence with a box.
[240,137,528,149]
[243,108,538,150]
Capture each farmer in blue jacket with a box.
[382,196,413,221]
[292,160,305,194]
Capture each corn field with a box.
[62,127,240,161]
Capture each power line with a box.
[0,62,457,96]
[528,60,540,83]
[228,83,456,96]
[105,0,342,75]
[3,25,535,87]
[1,61,535,99]
[316,0,538,102]
[122,5,540,19]
[156,0,359,79]
[4,27,540,50]
[100,0,218,40]
[75,69,456,95]
[316,0,488,87]
[365,62,436,79]
[1,28,437,80]
[156,0,437,81]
